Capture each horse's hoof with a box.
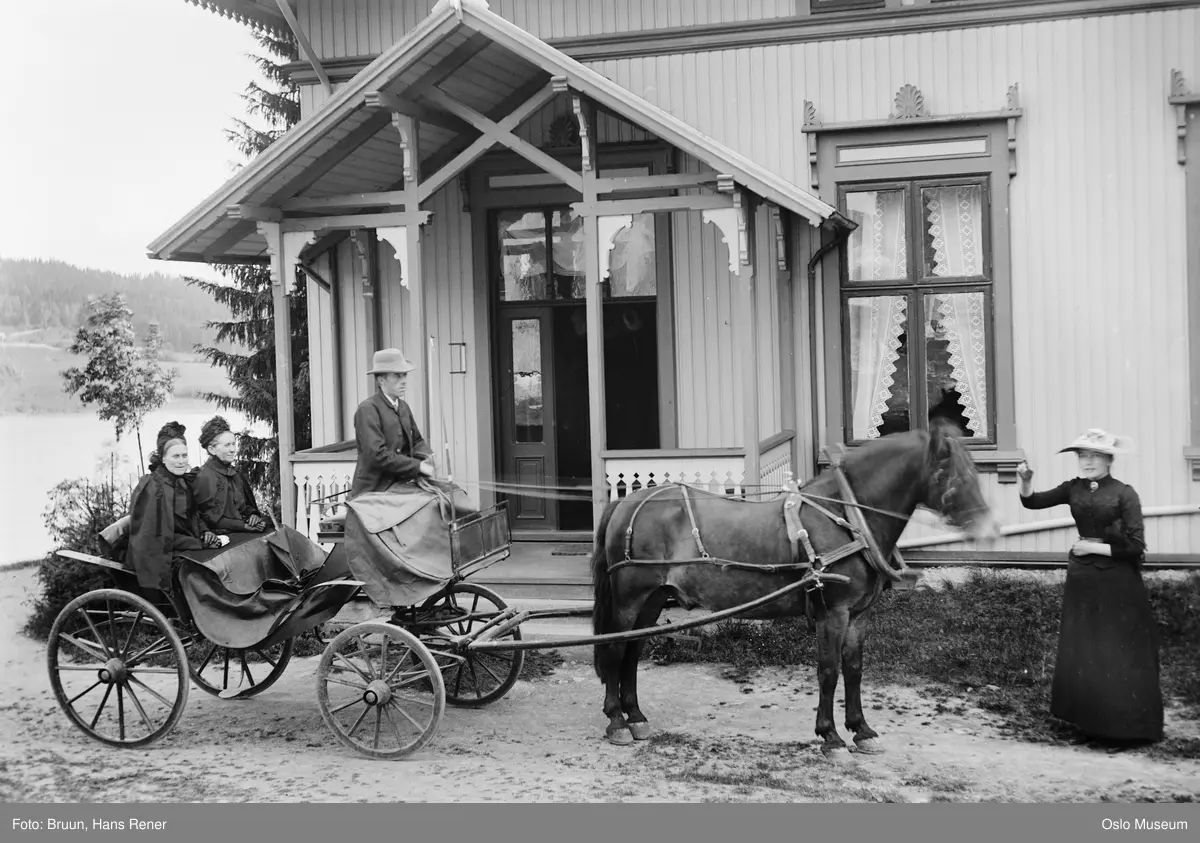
[821,745,854,764]
[854,738,885,755]
[628,722,652,741]
[606,728,635,746]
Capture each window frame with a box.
[806,116,1023,479]
[835,175,998,445]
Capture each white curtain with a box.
[847,191,908,439]
[925,187,988,438]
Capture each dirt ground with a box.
[2,567,1197,803]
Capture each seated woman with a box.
[127,422,223,606]
[193,416,267,546]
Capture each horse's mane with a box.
[833,417,978,486]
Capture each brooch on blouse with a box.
[1089,481,1099,492]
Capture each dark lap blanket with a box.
[177,526,361,650]
[343,482,476,609]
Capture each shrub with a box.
[23,475,132,639]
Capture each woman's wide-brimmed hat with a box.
[367,348,415,375]
[1058,428,1135,456]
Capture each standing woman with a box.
[1016,428,1163,743]
[193,415,267,544]
[127,422,223,599]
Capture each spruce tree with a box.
[185,31,308,512]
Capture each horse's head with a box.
[920,418,1002,541]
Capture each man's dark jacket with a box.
[350,391,433,499]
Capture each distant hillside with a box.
[0,257,231,353]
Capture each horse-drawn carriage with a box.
[48,481,524,759]
[47,421,1000,760]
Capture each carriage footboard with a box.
[450,501,512,578]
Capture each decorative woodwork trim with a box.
[596,215,633,288]
[280,1,1200,80]
[701,191,748,273]
[803,83,1022,191]
[1170,69,1200,165]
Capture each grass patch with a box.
[642,569,1200,756]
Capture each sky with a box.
[0,0,268,282]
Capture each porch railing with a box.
[758,430,795,493]
[601,448,748,500]
[291,443,356,547]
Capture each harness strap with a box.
[605,557,818,575]
[830,459,906,583]
[678,484,711,559]
[623,484,677,561]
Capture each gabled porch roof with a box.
[149,0,843,264]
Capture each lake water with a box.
[0,402,263,565]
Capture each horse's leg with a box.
[619,588,670,741]
[598,596,650,746]
[815,603,851,757]
[841,608,883,754]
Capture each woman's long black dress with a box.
[1021,475,1163,741]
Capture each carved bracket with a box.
[256,223,316,288]
[393,116,415,184]
[571,94,593,172]
[597,214,633,287]
[376,219,430,289]
[459,172,471,213]
[1004,83,1021,178]
[351,229,373,298]
[771,206,789,272]
[701,191,748,274]
[1169,69,1199,166]
[803,100,820,191]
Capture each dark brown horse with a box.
[591,420,1001,756]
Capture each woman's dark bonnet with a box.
[148,421,187,470]
[199,416,232,451]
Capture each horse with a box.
[590,419,1001,757]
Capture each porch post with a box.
[258,223,316,527]
[577,96,608,526]
[737,194,761,492]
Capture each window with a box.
[496,207,658,302]
[804,86,1024,477]
[839,177,994,443]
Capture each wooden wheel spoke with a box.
[346,706,371,738]
[239,652,256,687]
[127,675,175,709]
[122,683,157,734]
[452,664,465,698]
[56,663,107,672]
[89,684,114,729]
[68,680,103,705]
[388,697,431,730]
[379,639,388,684]
[117,684,126,741]
[382,648,414,684]
[60,632,108,662]
[222,648,231,689]
[373,707,383,750]
[391,693,437,709]
[254,649,279,669]
[77,608,113,658]
[381,705,407,747]
[127,636,172,667]
[390,668,435,691]
[194,642,219,674]
[470,656,504,687]
[120,610,144,658]
[324,675,369,691]
[333,650,373,685]
[329,697,365,716]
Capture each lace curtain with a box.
[847,191,908,440]
[925,186,988,438]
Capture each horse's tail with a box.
[591,498,620,678]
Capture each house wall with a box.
[293,0,798,61]
[593,10,1200,555]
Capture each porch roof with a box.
[149,0,842,264]
[183,0,290,40]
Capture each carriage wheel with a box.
[316,622,446,759]
[418,583,525,708]
[47,589,189,748]
[185,635,294,699]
